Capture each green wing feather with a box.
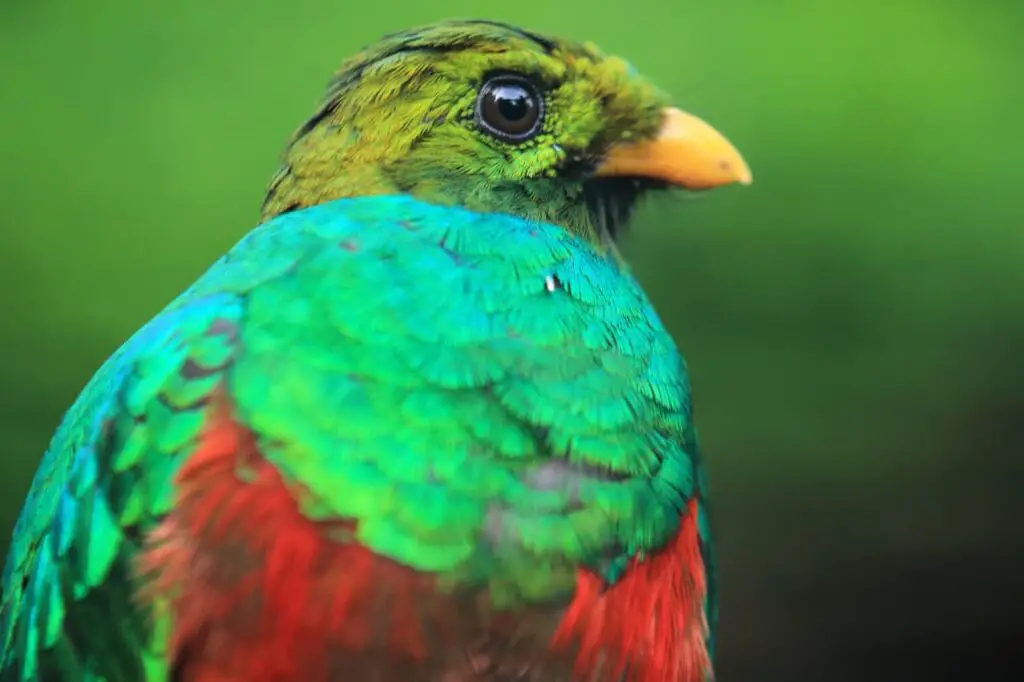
[1,195,709,679]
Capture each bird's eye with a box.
[476,76,544,142]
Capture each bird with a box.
[0,19,751,682]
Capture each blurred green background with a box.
[1,1,1021,679]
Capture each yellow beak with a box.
[595,107,752,189]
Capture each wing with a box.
[1,195,708,681]
[0,290,247,681]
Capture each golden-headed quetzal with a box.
[0,19,751,682]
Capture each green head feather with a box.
[261,19,671,242]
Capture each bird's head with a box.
[261,20,751,243]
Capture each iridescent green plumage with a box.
[0,18,743,682]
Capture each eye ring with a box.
[475,75,544,143]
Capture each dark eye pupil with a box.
[495,87,528,121]
[476,76,543,142]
